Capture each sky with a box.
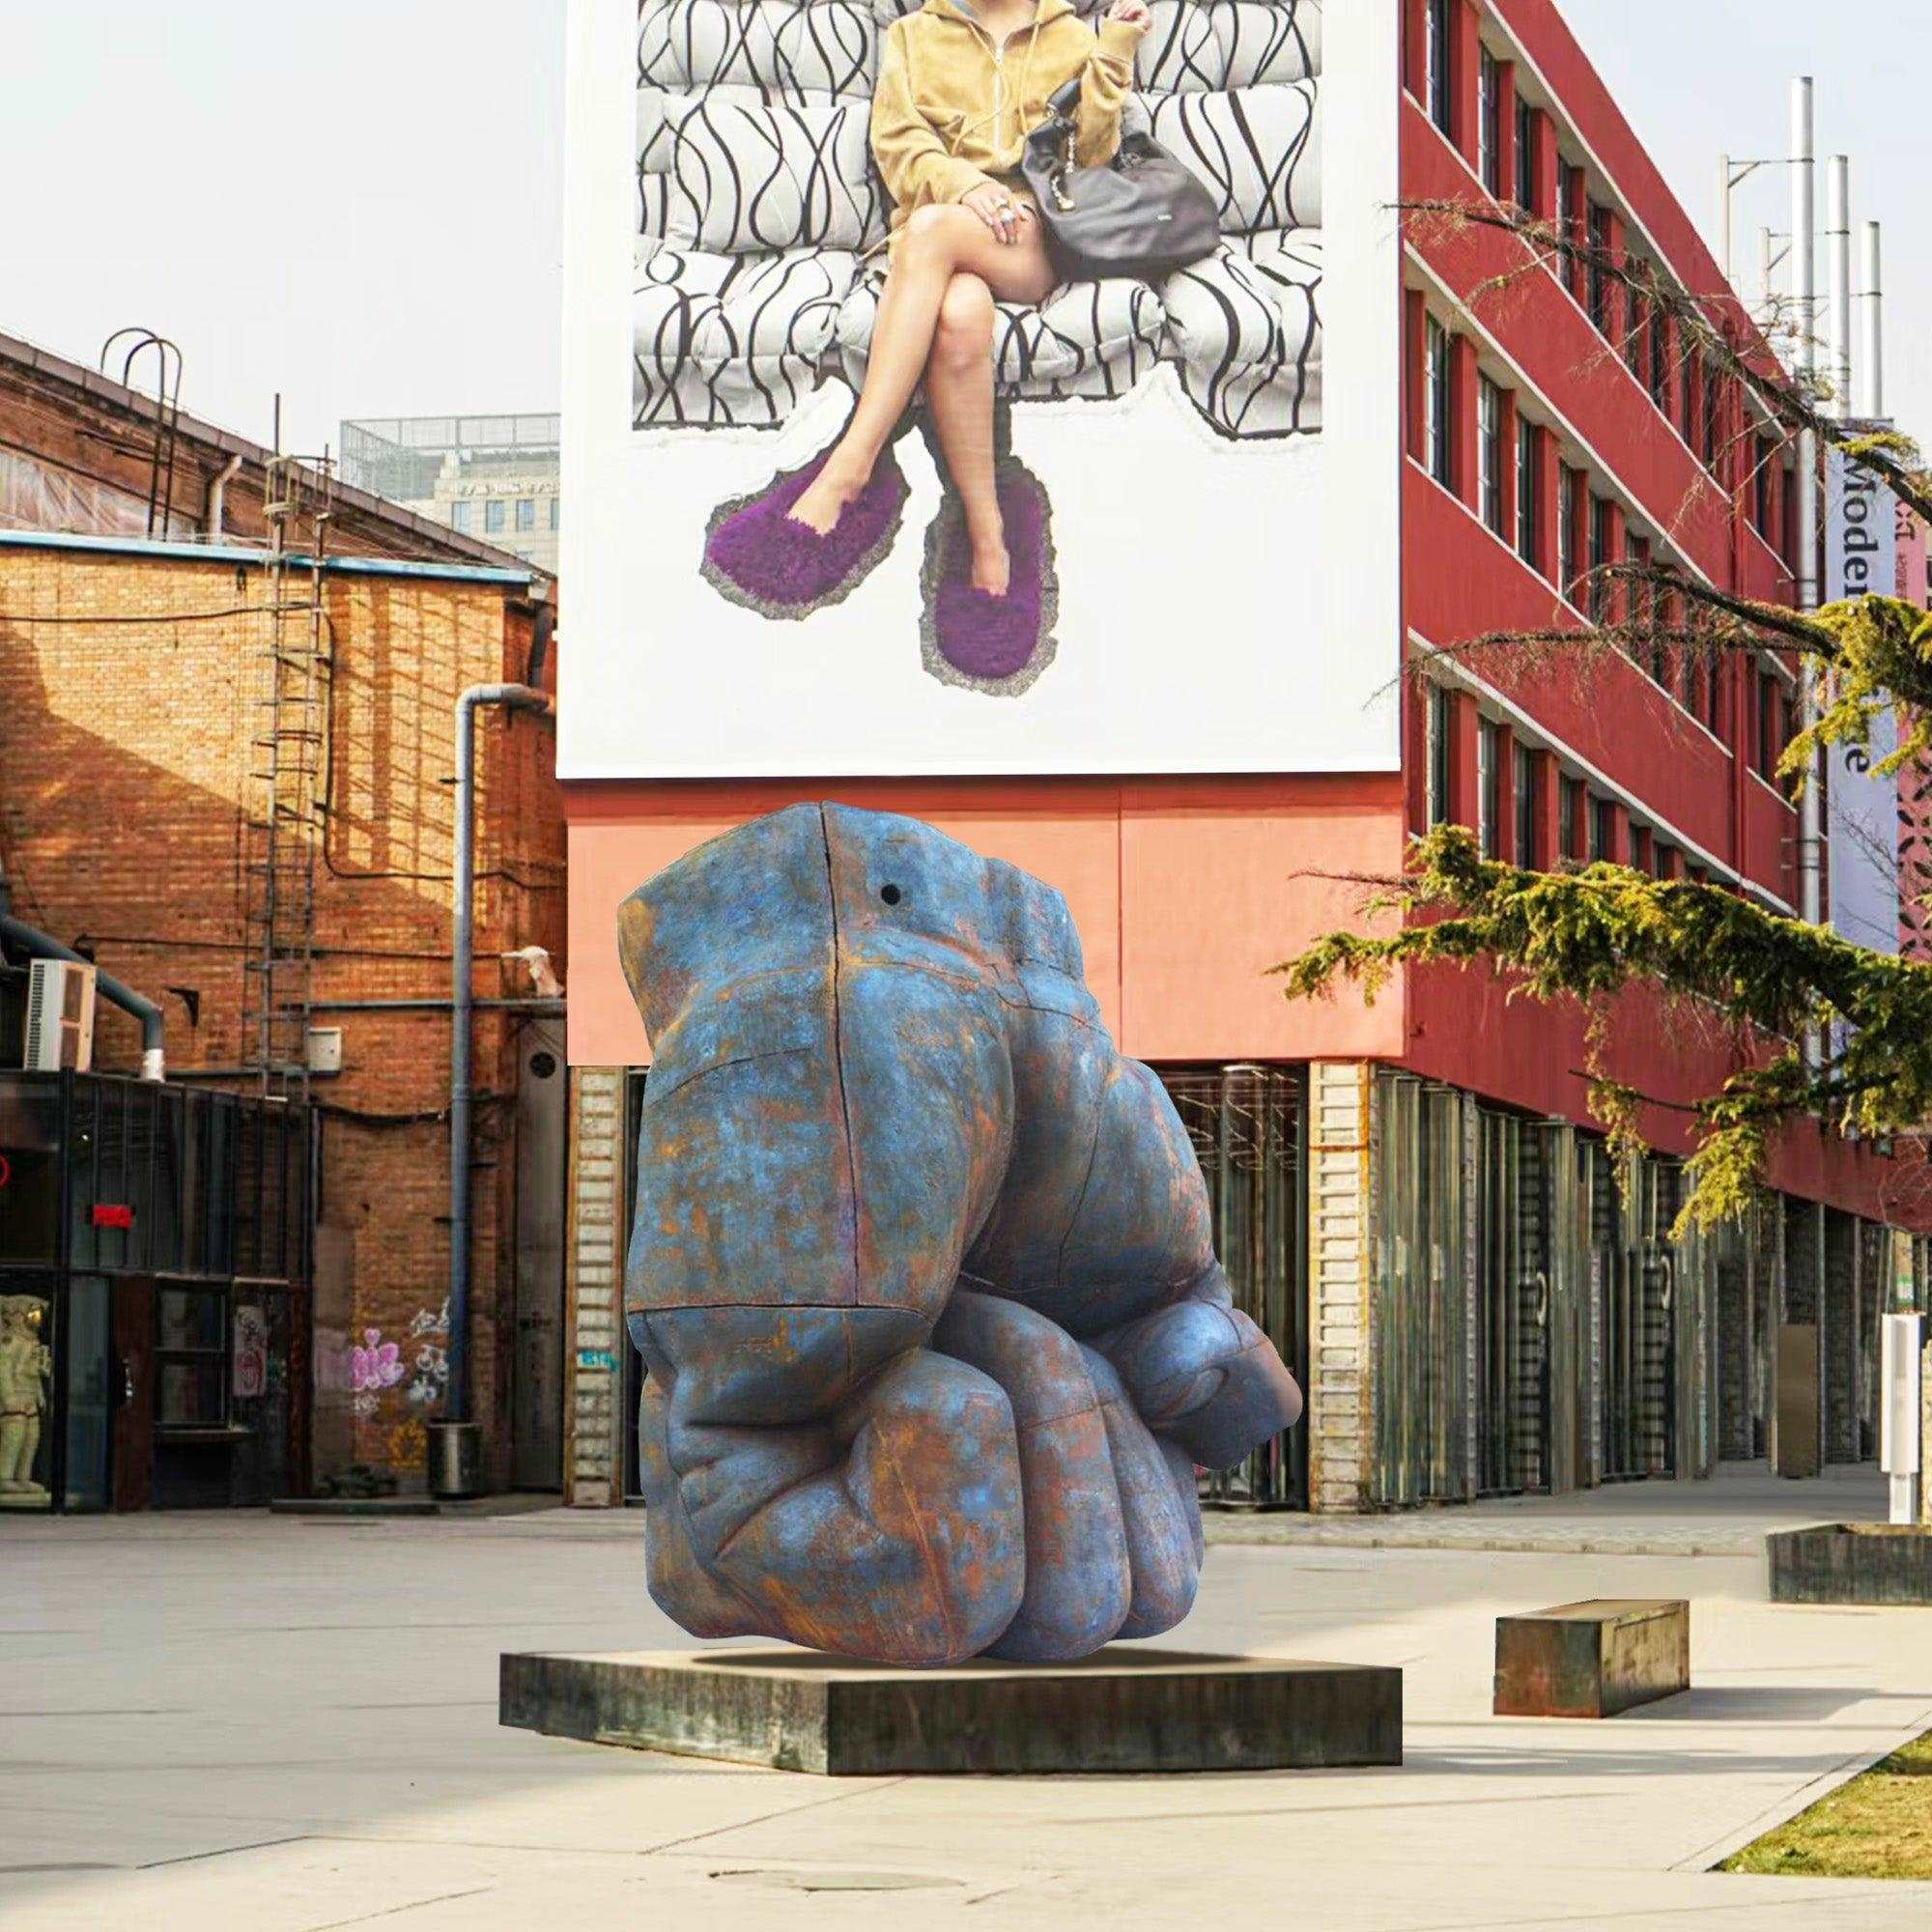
[0,1,1926,456]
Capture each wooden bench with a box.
[1493,1599,1689,1719]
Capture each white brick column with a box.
[564,1066,627,1506]
[1308,1062,1374,1514]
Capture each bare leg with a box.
[791,203,1054,536]
[923,272,1008,594]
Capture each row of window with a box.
[1418,0,1789,537]
[449,495,558,536]
[1425,681,1796,880]
[1426,686,1714,881]
[1418,311,1789,749]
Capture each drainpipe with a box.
[203,452,242,540]
[0,867,165,1079]
[428,682,551,1502]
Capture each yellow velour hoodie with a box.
[870,0,1141,228]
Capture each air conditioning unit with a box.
[24,959,96,1071]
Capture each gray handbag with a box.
[1020,78,1221,281]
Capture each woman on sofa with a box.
[704,0,1151,666]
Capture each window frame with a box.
[1512,739,1537,867]
[1556,463,1579,604]
[1513,92,1537,211]
[1478,374,1507,540]
[1477,715,1503,858]
[1516,416,1541,571]
[1478,45,1502,195]
[1427,683,1455,830]
[1426,316,1454,490]
[1426,0,1454,139]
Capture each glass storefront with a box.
[0,1072,311,1512]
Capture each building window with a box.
[515,497,536,532]
[1648,304,1670,408]
[1680,354,1698,447]
[1699,359,1722,469]
[1704,648,1722,737]
[449,500,472,533]
[1478,376,1507,539]
[1588,794,1616,864]
[1559,775,1583,861]
[1478,46,1502,194]
[1427,683,1454,829]
[1553,158,1584,282]
[1478,716,1502,857]
[1517,417,1541,571]
[1585,203,1611,333]
[1587,493,1613,623]
[1512,739,1537,867]
[1513,93,1537,211]
[1624,287,1647,383]
[1557,463,1579,603]
[1752,434,1775,538]
[1426,0,1453,139]
[485,498,505,534]
[549,496,560,531]
[156,1287,228,1429]
[1426,317,1453,489]
[1631,825,1653,875]
[1654,840,1677,879]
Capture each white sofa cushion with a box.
[1160,227,1321,437]
[1145,80,1319,234]
[639,0,877,99]
[634,244,862,427]
[1138,1,1321,93]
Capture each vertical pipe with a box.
[445,684,550,1445]
[1759,226,1776,335]
[1719,154,1733,289]
[1791,78,1822,929]
[1861,220,1885,420]
[1828,156,1853,418]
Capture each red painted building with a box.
[556,0,1929,1511]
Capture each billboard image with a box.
[561,0,1397,779]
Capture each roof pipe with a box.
[203,451,242,539]
[0,872,165,1079]
[1861,221,1884,422]
[433,682,550,1497]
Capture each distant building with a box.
[339,414,560,575]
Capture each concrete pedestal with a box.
[1769,1523,1932,1605]
[500,1646,1404,1776]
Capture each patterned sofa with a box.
[634,0,1322,440]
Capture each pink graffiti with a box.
[350,1329,407,1395]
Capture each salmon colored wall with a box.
[565,776,1408,1068]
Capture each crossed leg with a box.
[790,202,1057,595]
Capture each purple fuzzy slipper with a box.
[701,444,908,621]
[920,463,1059,696]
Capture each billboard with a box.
[559,0,1400,779]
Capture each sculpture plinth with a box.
[500,1647,1403,1776]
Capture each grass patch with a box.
[1721,1729,1932,1881]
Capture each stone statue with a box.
[619,804,1302,1666]
[0,1294,52,1507]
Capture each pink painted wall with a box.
[565,776,1407,1068]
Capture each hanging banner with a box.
[1824,441,1900,956]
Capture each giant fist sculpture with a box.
[620,804,1301,1666]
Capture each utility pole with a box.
[1791,77,1822,933]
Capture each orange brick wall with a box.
[0,544,565,1489]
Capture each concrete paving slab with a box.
[2,1492,1929,1929]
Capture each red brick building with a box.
[0,329,565,1506]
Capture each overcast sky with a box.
[0,2,1925,456]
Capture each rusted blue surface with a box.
[620,803,1302,1666]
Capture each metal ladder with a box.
[238,451,333,1099]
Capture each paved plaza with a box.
[4,1470,1930,1930]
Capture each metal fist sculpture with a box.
[619,804,1301,1666]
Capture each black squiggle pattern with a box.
[631,0,1323,438]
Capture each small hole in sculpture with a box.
[880,884,902,905]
